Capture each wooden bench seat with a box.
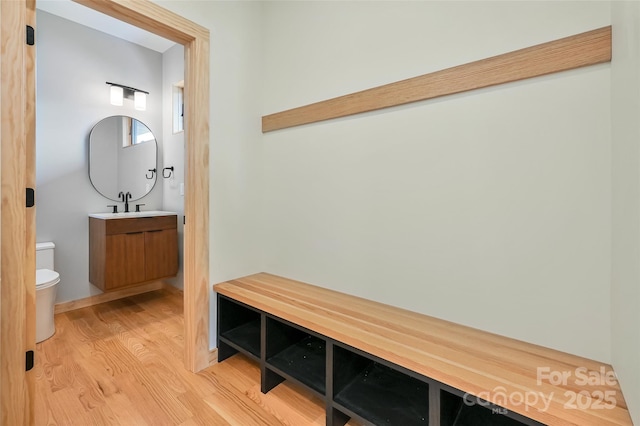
[214,273,632,426]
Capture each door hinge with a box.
[183,216,186,225]
[26,188,35,208]
[26,25,34,46]
[26,350,34,372]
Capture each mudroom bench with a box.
[213,273,632,426]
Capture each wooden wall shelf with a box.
[262,26,612,133]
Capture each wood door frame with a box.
[72,0,211,373]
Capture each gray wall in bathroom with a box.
[161,44,185,290]
[36,11,164,303]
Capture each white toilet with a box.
[36,242,60,343]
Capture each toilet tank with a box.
[36,242,55,270]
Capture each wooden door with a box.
[145,229,179,280]
[0,0,36,424]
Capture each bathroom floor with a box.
[34,287,356,425]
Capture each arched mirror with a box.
[88,115,157,201]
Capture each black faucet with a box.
[118,191,132,213]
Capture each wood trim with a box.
[54,281,169,314]
[183,34,211,373]
[72,0,211,373]
[209,348,218,366]
[73,0,208,44]
[1,1,31,424]
[262,26,612,132]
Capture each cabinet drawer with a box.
[105,215,177,235]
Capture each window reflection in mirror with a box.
[121,116,155,147]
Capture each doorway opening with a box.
[0,2,209,421]
[36,0,210,373]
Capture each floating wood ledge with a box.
[262,26,612,133]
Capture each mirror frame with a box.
[88,115,158,202]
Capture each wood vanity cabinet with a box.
[89,215,178,291]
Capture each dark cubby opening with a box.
[441,390,527,426]
[218,296,261,357]
[266,317,326,395]
[333,345,429,425]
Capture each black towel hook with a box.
[163,166,174,178]
[146,168,156,179]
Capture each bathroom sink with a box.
[89,210,178,219]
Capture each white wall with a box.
[260,1,612,362]
[611,1,640,423]
[162,43,185,290]
[36,11,164,303]
[155,1,265,346]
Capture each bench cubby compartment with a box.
[440,390,529,426]
[332,345,429,425]
[217,296,261,361]
[265,317,326,396]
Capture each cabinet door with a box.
[105,232,146,290]
[145,229,178,280]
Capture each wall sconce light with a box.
[134,91,146,111]
[106,82,149,111]
[110,85,123,106]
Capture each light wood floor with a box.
[35,287,356,425]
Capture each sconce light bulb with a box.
[110,85,124,106]
[134,91,147,111]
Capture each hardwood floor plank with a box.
[204,354,325,425]
[35,379,66,426]
[203,389,283,426]
[36,288,344,425]
[176,391,229,425]
[246,383,326,426]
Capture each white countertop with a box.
[89,210,178,220]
